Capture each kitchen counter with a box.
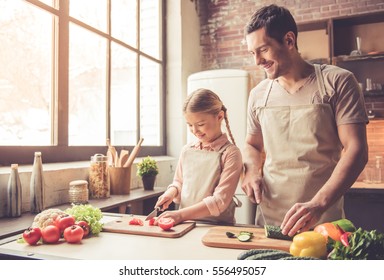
[0,213,244,260]
[0,187,166,240]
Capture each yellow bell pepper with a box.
[289,231,327,259]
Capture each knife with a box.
[145,206,161,221]
[258,203,268,226]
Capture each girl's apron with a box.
[255,64,345,226]
[180,143,239,224]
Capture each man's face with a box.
[245,27,291,80]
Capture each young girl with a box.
[154,88,243,225]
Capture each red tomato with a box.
[41,225,61,244]
[63,225,84,243]
[157,217,175,231]
[148,218,156,226]
[76,221,90,237]
[22,227,42,245]
[314,222,343,242]
[54,214,75,233]
[129,217,144,226]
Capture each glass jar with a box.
[89,154,110,198]
[69,180,89,204]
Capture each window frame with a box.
[0,0,166,166]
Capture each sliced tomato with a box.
[157,217,175,231]
[148,218,156,226]
[314,222,343,242]
[129,217,144,226]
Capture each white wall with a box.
[166,0,202,158]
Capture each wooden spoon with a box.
[118,149,129,167]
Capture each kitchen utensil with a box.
[124,137,144,167]
[102,215,196,238]
[258,204,268,226]
[201,226,291,251]
[106,138,118,167]
[145,206,161,221]
[118,149,129,167]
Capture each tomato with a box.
[41,225,61,244]
[63,225,84,243]
[22,227,42,245]
[54,214,75,233]
[157,217,175,231]
[129,217,144,226]
[76,221,90,237]
[314,222,343,242]
[148,218,156,226]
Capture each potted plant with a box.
[136,156,159,190]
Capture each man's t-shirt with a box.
[247,64,368,135]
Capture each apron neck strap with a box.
[314,64,330,103]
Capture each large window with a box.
[0,0,165,165]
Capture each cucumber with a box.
[239,231,253,236]
[237,234,251,242]
[245,250,292,260]
[264,225,293,240]
[226,231,236,238]
[237,249,279,260]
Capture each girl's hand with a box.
[155,187,177,210]
[155,210,183,226]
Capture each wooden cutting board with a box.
[102,215,196,238]
[202,226,292,252]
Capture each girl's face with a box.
[185,111,224,145]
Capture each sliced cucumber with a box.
[226,231,236,238]
[237,234,252,242]
[239,231,253,237]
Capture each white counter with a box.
[0,214,244,260]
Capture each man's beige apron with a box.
[180,143,239,224]
[255,64,345,226]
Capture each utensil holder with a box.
[109,166,132,195]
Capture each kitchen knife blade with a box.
[258,204,268,226]
[145,206,161,221]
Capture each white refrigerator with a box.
[187,69,256,224]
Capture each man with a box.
[241,4,368,236]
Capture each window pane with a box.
[140,0,160,59]
[111,0,137,48]
[110,43,137,146]
[68,24,107,146]
[69,0,107,33]
[0,0,53,146]
[140,57,161,146]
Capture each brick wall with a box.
[196,0,384,179]
[198,0,384,71]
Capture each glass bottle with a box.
[7,164,22,217]
[30,152,44,213]
[89,154,110,198]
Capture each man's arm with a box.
[241,132,265,204]
[281,123,368,235]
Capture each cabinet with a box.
[344,188,384,232]
[298,11,384,97]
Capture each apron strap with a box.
[263,79,274,107]
[314,64,330,103]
